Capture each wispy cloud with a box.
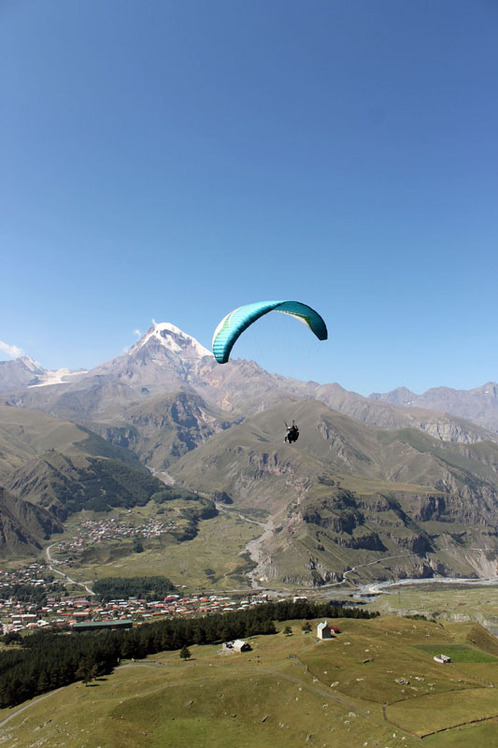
[0,340,23,359]
[133,329,141,337]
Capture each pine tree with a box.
[180,645,191,660]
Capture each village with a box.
[0,560,279,635]
[53,516,175,564]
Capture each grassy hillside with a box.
[171,399,498,503]
[0,406,97,481]
[1,616,497,747]
[0,406,139,476]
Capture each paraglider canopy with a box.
[212,300,327,364]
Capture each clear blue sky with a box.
[1,0,497,395]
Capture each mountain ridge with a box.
[2,322,497,444]
[370,382,498,434]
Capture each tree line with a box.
[0,599,378,708]
[92,575,176,603]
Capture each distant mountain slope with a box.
[5,450,163,519]
[370,383,498,434]
[94,391,241,471]
[170,400,498,585]
[0,407,164,553]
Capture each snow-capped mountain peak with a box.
[0,355,47,393]
[19,355,44,373]
[131,323,212,359]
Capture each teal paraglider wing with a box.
[212,300,327,364]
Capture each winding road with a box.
[44,542,95,596]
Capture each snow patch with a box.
[28,369,87,388]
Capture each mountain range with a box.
[370,383,498,434]
[0,323,496,585]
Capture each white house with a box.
[222,639,251,653]
[433,654,451,664]
[317,621,334,640]
[232,639,251,652]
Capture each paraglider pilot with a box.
[284,421,299,444]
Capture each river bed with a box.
[357,574,498,597]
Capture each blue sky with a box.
[1,0,496,395]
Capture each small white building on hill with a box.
[317,621,334,640]
[222,639,251,653]
[433,654,451,664]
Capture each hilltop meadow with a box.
[1,611,497,747]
